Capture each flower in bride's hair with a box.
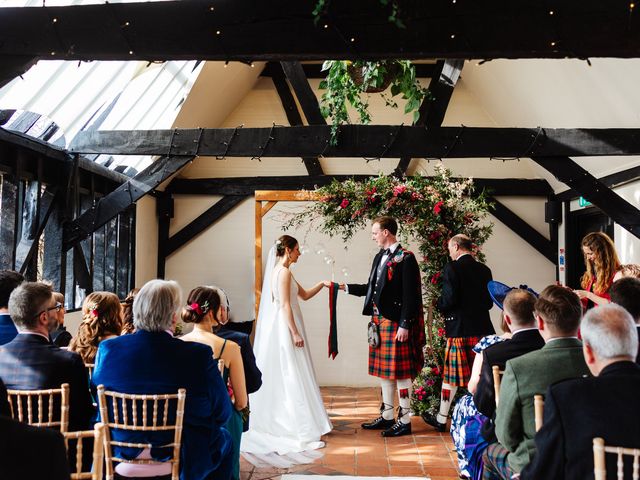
[275,240,282,245]
[188,302,203,316]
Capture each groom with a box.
[341,216,425,437]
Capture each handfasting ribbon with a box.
[328,282,339,359]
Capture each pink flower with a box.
[366,187,377,196]
[433,200,444,215]
[437,327,446,337]
[339,198,349,209]
[411,192,423,200]
[91,309,98,317]
[393,185,407,197]
[426,379,435,387]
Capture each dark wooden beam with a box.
[73,244,93,295]
[156,193,172,279]
[165,195,245,257]
[63,154,195,250]
[15,186,58,274]
[69,126,640,159]
[166,175,553,197]
[280,62,326,126]
[1,1,639,61]
[271,64,323,175]
[532,156,640,237]
[0,56,37,89]
[0,174,19,270]
[488,197,556,263]
[262,62,439,79]
[555,164,640,201]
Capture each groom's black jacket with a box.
[347,246,421,329]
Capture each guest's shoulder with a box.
[506,347,543,371]
[217,329,249,346]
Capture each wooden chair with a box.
[534,394,544,432]
[593,437,640,480]
[492,366,504,407]
[85,363,95,382]
[97,385,187,480]
[6,383,70,433]
[64,422,106,480]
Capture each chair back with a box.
[85,363,94,382]
[593,437,640,480]
[534,394,544,432]
[96,385,186,480]
[492,366,504,407]
[64,422,105,480]
[6,383,70,432]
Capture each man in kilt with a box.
[427,234,494,432]
[341,216,425,437]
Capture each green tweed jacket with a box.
[495,337,590,473]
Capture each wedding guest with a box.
[613,263,640,281]
[574,232,620,308]
[0,270,24,345]
[92,279,233,480]
[520,304,640,480]
[120,288,139,335]
[50,292,72,348]
[484,285,590,480]
[181,286,247,480]
[610,277,640,362]
[69,292,123,364]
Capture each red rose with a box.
[431,367,440,376]
[393,185,407,197]
[428,231,442,241]
[433,200,444,215]
[437,327,446,337]
[431,271,442,284]
[339,198,349,209]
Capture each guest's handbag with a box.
[367,320,380,348]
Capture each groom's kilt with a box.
[369,315,422,380]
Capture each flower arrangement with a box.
[285,163,493,416]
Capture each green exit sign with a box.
[578,197,592,207]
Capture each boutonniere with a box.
[386,248,408,281]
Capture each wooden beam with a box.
[0,56,37,89]
[73,244,93,295]
[488,197,556,264]
[63,154,195,250]
[271,64,323,175]
[2,1,639,61]
[167,175,553,197]
[69,126,640,159]
[532,156,640,238]
[156,193,172,280]
[280,62,326,126]
[262,62,439,79]
[165,195,245,257]
[555,164,640,201]
[0,174,19,270]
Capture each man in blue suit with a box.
[0,270,23,345]
[92,280,233,480]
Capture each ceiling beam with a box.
[555,164,640,201]
[166,175,553,197]
[0,56,38,89]
[262,62,439,79]
[1,1,638,62]
[532,156,640,238]
[69,126,640,159]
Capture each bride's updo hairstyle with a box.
[275,235,298,257]
[181,286,221,324]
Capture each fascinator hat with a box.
[488,281,539,310]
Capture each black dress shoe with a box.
[381,419,412,437]
[361,416,395,430]
[422,412,447,432]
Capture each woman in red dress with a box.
[574,232,621,309]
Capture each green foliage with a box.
[319,60,431,145]
[285,165,494,416]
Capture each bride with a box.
[241,235,333,457]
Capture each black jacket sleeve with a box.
[346,283,368,297]
[436,262,458,314]
[473,350,496,418]
[399,253,421,329]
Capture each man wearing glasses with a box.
[0,282,94,433]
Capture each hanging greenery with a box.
[319,60,431,145]
[284,164,494,417]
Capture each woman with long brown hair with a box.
[120,288,139,335]
[69,292,123,363]
[575,232,621,308]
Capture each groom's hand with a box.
[396,327,409,342]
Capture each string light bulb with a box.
[550,41,556,47]
[52,17,58,23]
[630,2,635,9]
[450,34,456,39]
[350,37,355,42]
[324,24,329,29]
[549,10,554,15]
[216,30,221,35]
[209,6,214,11]
[50,51,56,56]
[129,50,134,55]
[124,21,130,27]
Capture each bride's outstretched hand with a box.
[292,332,305,348]
[322,280,332,288]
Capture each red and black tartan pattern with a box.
[443,336,481,387]
[368,315,424,380]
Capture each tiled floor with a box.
[241,386,460,479]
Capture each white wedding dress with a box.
[241,251,332,462]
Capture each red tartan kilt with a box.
[443,336,481,387]
[368,315,422,380]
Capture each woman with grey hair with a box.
[92,279,234,480]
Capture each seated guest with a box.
[474,287,543,419]
[0,378,10,416]
[50,292,72,348]
[92,279,233,480]
[521,304,640,480]
[120,288,139,335]
[609,277,640,363]
[0,270,24,345]
[181,286,247,480]
[69,292,122,364]
[0,282,94,432]
[213,286,262,395]
[484,285,590,480]
[0,414,70,480]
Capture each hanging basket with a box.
[347,62,400,93]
